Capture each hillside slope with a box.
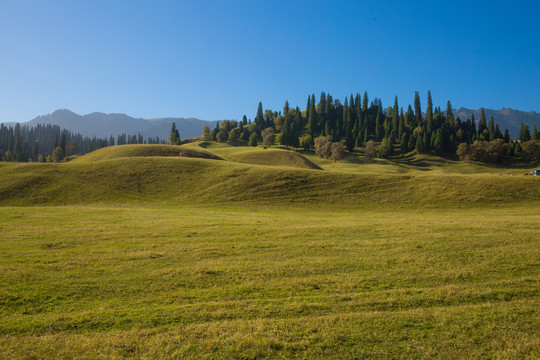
[0,145,538,206]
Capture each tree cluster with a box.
[205,91,515,163]
[0,123,166,162]
[456,139,509,163]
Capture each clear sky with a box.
[1,0,539,123]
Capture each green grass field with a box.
[0,143,539,359]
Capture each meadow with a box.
[0,143,539,359]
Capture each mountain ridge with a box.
[3,106,540,141]
[10,109,221,140]
[455,107,540,138]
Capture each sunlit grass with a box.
[0,205,538,358]
[0,143,539,358]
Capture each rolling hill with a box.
[0,143,538,206]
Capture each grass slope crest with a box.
[0,142,538,206]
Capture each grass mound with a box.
[74,144,222,162]
[0,155,538,206]
[184,142,321,169]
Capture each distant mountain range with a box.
[455,108,540,139]
[3,107,539,141]
[11,109,220,140]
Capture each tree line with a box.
[0,123,166,162]
[202,91,539,163]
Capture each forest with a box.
[202,91,540,164]
[0,123,166,162]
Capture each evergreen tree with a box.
[255,102,264,132]
[519,122,531,142]
[283,100,290,116]
[375,113,383,141]
[248,132,258,147]
[532,125,538,140]
[488,116,495,141]
[478,108,487,135]
[391,96,399,141]
[168,122,181,145]
[513,141,522,157]
[446,101,454,124]
[415,128,425,153]
[425,91,433,133]
[60,133,66,153]
[503,129,510,143]
[308,95,317,136]
[362,91,368,112]
[345,131,355,152]
[400,132,409,153]
[433,129,443,154]
[414,91,422,123]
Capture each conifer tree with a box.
[283,100,290,116]
[478,108,487,135]
[488,116,495,141]
[375,113,383,141]
[345,131,355,152]
[362,91,368,112]
[425,91,433,133]
[400,132,409,153]
[255,102,264,132]
[398,108,405,140]
[414,91,422,123]
[519,122,531,142]
[308,97,317,136]
[504,129,510,143]
[248,133,258,147]
[434,129,443,154]
[446,101,454,124]
[391,96,399,141]
[168,122,181,145]
[513,141,522,156]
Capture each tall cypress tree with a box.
[283,100,290,116]
[308,96,317,136]
[391,96,399,141]
[362,91,368,112]
[425,91,433,133]
[488,116,495,141]
[255,102,264,132]
[414,91,422,124]
[446,101,454,125]
[168,122,180,145]
[478,108,487,135]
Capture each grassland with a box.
[0,143,539,359]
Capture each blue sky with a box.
[1,0,539,123]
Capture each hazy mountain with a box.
[21,109,219,140]
[455,108,540,139]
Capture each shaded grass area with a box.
[0,205,539,359]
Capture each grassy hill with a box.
[0,144,538,206]
[1,143,539,359]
